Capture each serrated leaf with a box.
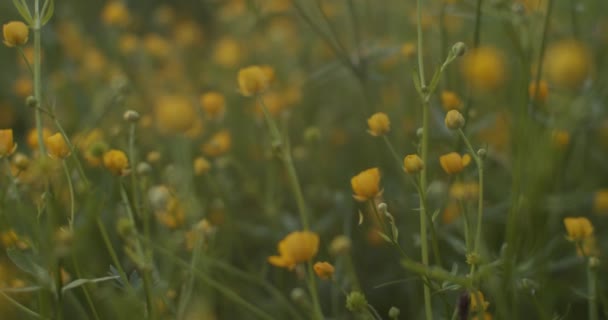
[12,0,33,24]
[41,0,55,26]
[62,275,119,294]
[376,231,392,243]
[6,249,51,286]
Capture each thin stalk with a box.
[96,217,132,293]
[17,46,34,75]
[531,0,553,107]
[53,118,89,188]
[62,161,75,231]
[307,261,324,320]
[588,262,598,320]
[71,254,101,320]
[54,260,63,319]
[0,291,48,319]
[176,235,203,320]
[33,0,45,156]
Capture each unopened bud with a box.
[451,42,467,57]
[123,110,140,122]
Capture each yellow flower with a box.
[313,261,335,280]
[27,128,52,151]
[3,21,29,47]
[213,37,241,68]
[449,182,479,201]
[544,39,591,89]
[367,112,390,136]
[200,92,226,119]
[103,149,129,176]
[202,130,231,157]
[470,291,489,312]
[154,95,197,134]
[461,46,506,92]
[101,1,131,27]
[444,110,465,130]
[268,231,320,270]
[440,91,462,111]
[551,130,570,149]
[593,189,608,214]
[351,168,382,202]
[439,152,471,175]
[0,129,17,157]
[45,133,71,159]
[193,157,211,175]
[563,217,593,241]
[528,80,549,103]
[403,154,424,174]
[238,66,272,96]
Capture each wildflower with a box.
[313,261,335,280]
[449,182,479,201]
[593,189,608,214]
[268,231,320,270]
[200,92,226,119]
[329,235,352,256]
[103,149,129,176]
[441,91,463,111]
[367,112,390,136]
[461,46,506,92]
[439,152,472,175]
[238,65,272,96]
[445,110,465,130]
[403,154,424,174]
[202,130,231,157]
[0,129,17,157]
[345,291,368,313]
[351,168,382,201]
[442,202,461,224]
[45,133,71,159]
[563,217,593,241]
[193,157,211,175]
[12,153,29,171]
[101,1,131,27]
[544,39,591,89]
[470,291,489,312]
[3,21,29,47]
[528,80,549,103]
[213,38,242,68]
[154,95,196,134]
[401,42,416,58]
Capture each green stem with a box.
[17,46,34,75]
[96,217,132,293]
[531,0,553,107]
[54,118,89,188]
[62,161,75,231]
[0,291,48,319]
[307,261,324,320]
[176,234,203,319]
[588,261,598,320]
[33,0,45,156]
[71,254,101,320]
[55,260,63,319]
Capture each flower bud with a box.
[388,307,401,319]
[103,149,129,176]
[3,21,29,47]
[403,154,424,174]
[346,291,368,313]
[193,157,211,175]
[367,112,390,136]
[313,261,335,280]
[26,96,37,108]
[237,65,272,96]
[445,110,465,130]
[123,110,140,122]
[451,41,467,57]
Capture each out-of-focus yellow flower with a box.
[237,65,273,96]
[593,190,608,214]
[173,20,203,47]
[0,129,17,157]
[563,217,593,241]
[27,128,52,151]
[329,235,351,256]
[103,149,129,176]
[367,112,390,136]
[439,152,472,175]
[193,157,211,176]
[45,133,71,159]
[213,37,241,68]
[119,34,139,55]
[202,130,231,157]
[441,91,462,111]
[156,197,185,229]
[544,39,591,89]
[351,168,382,202]
[268,231,320,270]
[403,154,424,174]
[200,92,226,120]
[144,34,171,59]
[461,46,506,92]
[155,95,197,134]
[449,182,479,201]
[470,291,489,312]
[472,313,493,320]
[401,42,416,59]
[445,110,465,130]
[313,261,335,280]
[3,21,29,47]
[442,202,461,224]
[101,1,131,27]
[13,76,33,97]
[528,80,549,103]
[551,130,570,149]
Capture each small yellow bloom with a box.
[444,110,465,130]
[563,217,593,241]
[45,133,71,159]
[544,39,591,89]
[403,154,424,174]
[268,231,320,270]
[329,235,352,256]
[213,38,241,68]
[0,129,17,157]
[439,152,471,175]
[551,130,570,149]
[3,21,29,47]
[101,1,131,27]
[461,46,506,92]
[593,189,608,214]
[351,168,382,202]
[440,91,462,111]
[367,112,390,137]
[103,149,129,176]
[528,80,549,103]
[200,92,226,119]
[193,157,211,175]
[470,291,489,312]
[202,130,231,157]
[313,261,335,280]
[238,66,272,96]
[26,128,51,151]
[154,95,197,134]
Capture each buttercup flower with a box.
[193,157,211,175]
[238,65,272,96]
[528,80,549,103]
[27,128,52,151]
[470,291,489,312]
[313,261,335,280]
[154,95,197,134]
[103,149,129,176]
[45,133,71,159]
[544,39,591,89]
[101,1,131,27]
[367,112,390,136]
[461,46,506,92]
[439,152,472,175]
[0,129,17,157]
[445,110,465,130]
[202,130,231,157]
[563,217,593,241]
[403,154,424,174]
[268,231,320,270]
[3,21,29,47]
[593,189,608,214]
[441,91,462,111]
[351,168,382,201]
[200,92,226,119]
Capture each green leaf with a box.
[6,249,51,287]
[427,67,441,95]
[376,231,392,243]
[62,275,120,294]
[41,0,55,26]
[0,286,42,293]
[12,0,33,25]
